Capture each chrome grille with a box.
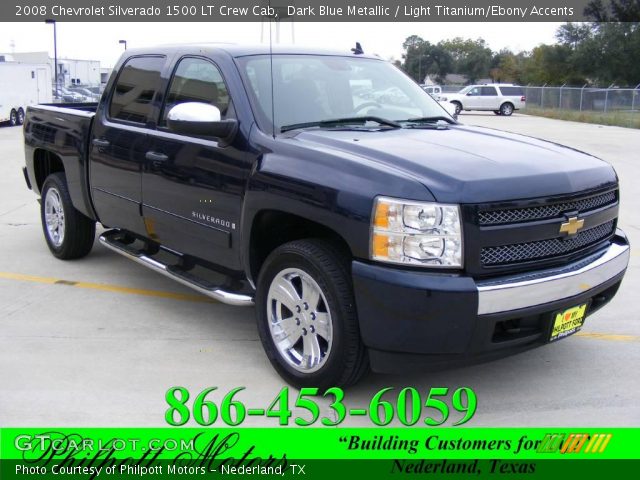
[481,221,615,266]
[478,191,617,225]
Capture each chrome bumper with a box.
[477,234,630,315]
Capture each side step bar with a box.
[99,230,254,307]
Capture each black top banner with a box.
[4,0,625,22]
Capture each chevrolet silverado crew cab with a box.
[22,45,629,388]
[442,84,526,116]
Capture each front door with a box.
[141,56,247,271]
[464,87,483,109]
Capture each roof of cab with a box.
[121,43,383,60]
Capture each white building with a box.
[100,67,114,86]
[0,51,101,87]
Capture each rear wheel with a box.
[17,108,25,125]
[9,109,18,126]
[256,239,369,389]
[40,172,96,259]
[499,102,514,116]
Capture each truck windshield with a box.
[236,54,451,134]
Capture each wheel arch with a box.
[33,149,65,193]
[247,209,353,285]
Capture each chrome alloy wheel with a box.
[267,268,333,373]
[44,187,65,247]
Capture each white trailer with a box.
[0,62,52,126]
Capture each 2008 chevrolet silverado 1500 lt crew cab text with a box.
[22,45,629,388]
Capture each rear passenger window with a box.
[161,57,230,125]
[499,86,524,96]
[109,56,165,123]
[480,87,497,96]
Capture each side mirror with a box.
[167,102,237,144]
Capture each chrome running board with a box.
[99,230,254,307]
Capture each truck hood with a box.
[288,125,617,203]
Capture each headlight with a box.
[370,196,463,267]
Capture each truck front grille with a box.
[478,190,617,225]
[481,221,615,266]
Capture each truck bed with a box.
[23,103,97,219]
[39,102,99,113]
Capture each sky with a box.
[0,22,562,68]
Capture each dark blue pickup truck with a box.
[22,44,629,388]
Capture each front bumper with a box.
[351,231,630,373]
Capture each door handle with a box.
[92,138,110,148]
[145,151,169,163]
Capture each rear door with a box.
[89,55,166,236]
[479,86,499,109]
[141,55,246,270]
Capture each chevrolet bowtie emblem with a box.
[559,216,585,236]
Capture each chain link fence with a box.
[523,85,640,113]
[438,83,640,113]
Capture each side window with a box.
[109,56,165,123]
[480,86,498,96]
[468,87,481,96]
[161,57,230,125]
[499,86,524,96]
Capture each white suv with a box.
[442,84,526,116]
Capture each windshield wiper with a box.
[281,116,402,133]
[398,116,457,126]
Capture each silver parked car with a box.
[441,84,526,116]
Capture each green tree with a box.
[490,49,522,83]
[401,36,452,83]
[556,23,593,48]
[519,44,587,85]
[439,38,492,82]
[584,0,640,21]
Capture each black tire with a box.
[9,109,18,127]
[452,101,462,115]
[493,110,502,115]
[17,108,25,125]
[256,239,369,389]
[40,172,96,259]
[499,102,514,116]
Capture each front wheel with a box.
[452,102,462,115]
[256,239,368,389]
[41,173,96,259]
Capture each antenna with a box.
[268,0,275,138]
[261,0,295,44]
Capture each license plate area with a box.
[549,303,588,342]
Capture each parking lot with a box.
[1,112,639,427]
